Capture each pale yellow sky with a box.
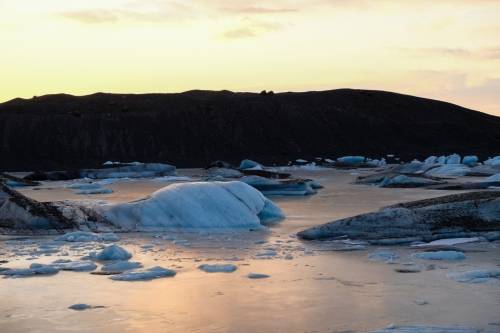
[1,0,500,116]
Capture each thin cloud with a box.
[59,1,196,24]
[220,6,298,14]
[221,18,286,39]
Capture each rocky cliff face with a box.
[1,89,499,171]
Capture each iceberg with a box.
[425,164,470,177]
[484,156,500,166]
[445,154,461,164]
[56,231,120,242]
[101,261,143,272]
[198,264,237,273]
[247,273,270,279]
[462,155,478,166]
[99,181,284,230]
[369,325,481,333]
[239,159,263,170]
[0,263,59,277]
[486,173,500,182]
[298,191,500,242]
[336,156,365,166]
[51,261,97,272]
[95,245,132,261]
[1,181,284,233]
[110,266,176,281]
[447,269,500,283]
[413,251,465,261]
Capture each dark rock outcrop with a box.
[1,89,499,171]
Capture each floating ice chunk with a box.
[412,237,481,247]
[56,231,120,242]
[198,264,237,273]
[82,163,176,179]
[75,187,113,195]
[101,261,142,272]
[99,181,284,230]
[247,273,270,279]
[0,263,59,277]
[486,173,500,182]
[368,250,399,264]
[95,245,132,261]
[68,304,91,311]
[425,164,470,177]
[445,154,461,164]
[336,156,365,165]
[395,322,476,332]
[151,176,192,182]
[414,251,465,261]
[447,269,500,283]
[51,261,97,271]
[110,266,176,281]
[484,156,500,166]
[379,175,442,187]
[66,182,113,195]
[239,159,262,170]
[255,249,278,257]
[462,155,478,166]
[414,299,428,305]
[240,176,279,186]
[206,168,243,178]
[424,156,437,165]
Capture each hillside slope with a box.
[1,89,499,171]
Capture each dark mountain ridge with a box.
[1,89,499,171]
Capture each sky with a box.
[1,0,500,116]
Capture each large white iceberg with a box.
[97,181,284,230]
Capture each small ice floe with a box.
[413,251,465,261]
[239,159,263,170]
[369,325,480,333]
[198,264,238,273]
[336,156,365,166]
[151,176,192,182]
[447,269,500,283]
[0,263,59,277]
[95,245,132,261]
[68,303,105,311]
[462,155,478,167]
[254,249,278,258]
[485,173,500,182]
[101,261,142,273]
[425,164,471,177]
[67,182,113,195]
[247,273,270,279]
[484,156,500,166]
[394,266,421,273]
[56,231,120,242]
[368,250,399,264]
[110,266,176,281]
[51,260,97,272]
[412,237,481,248]
[414,299,428,306]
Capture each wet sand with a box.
[1,168,499,333]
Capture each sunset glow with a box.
[1,0,500,115]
